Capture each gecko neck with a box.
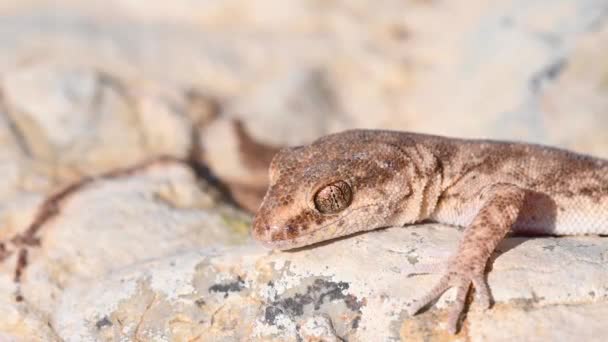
[391,141,444,225]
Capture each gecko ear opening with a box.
[313,180,352,214]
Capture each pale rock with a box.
[540,24,608,158]
[226,68,346,147]
[53,225,608,341]
[299,315,342,342]
[18,162,249,313]
[0,162,249,340]
[0,0,607,152]
[136,90,193,158]
[0,298,59,342]
[1,63,194,174]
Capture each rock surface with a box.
[0,161,251,341]
[53,225,608,341]
[0,0,606,341]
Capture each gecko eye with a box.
[313,180,352,214]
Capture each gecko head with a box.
[252,130,417,250]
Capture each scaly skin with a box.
[251,129,608,334]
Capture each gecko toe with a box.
[446,280,470,334]
[408,274,450,315]
[407,264,491,334]
[472,275,491,309]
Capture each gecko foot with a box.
[408,263,491,334]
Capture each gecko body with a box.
[251,130,608,333]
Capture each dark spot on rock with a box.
[265,306,285,326]
[344,294,363,311]
[209,276,245,298]
[195,298,206,307]
[389,24,409,41]
[262,279,364,331]
[96,317,112,330]
[530,59,566,93]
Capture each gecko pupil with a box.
[313,180,352,214]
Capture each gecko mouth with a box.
[254,204,380,250]
[255,232,322,250]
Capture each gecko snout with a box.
[251,211,301,249]
[251,215,275,242]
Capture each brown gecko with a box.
[251,129,608,334]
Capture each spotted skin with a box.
[251,129,608,334]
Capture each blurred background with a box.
[1,1,607,147]
[1,0,607,209]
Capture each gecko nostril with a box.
[264,224,271,231]
[285,225,298,237]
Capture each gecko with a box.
[251,129,608,334]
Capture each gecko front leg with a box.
[409,183,527,334]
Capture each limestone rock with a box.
[1,63,193,174]
[0,162,249,340]
[54,225,608,341]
